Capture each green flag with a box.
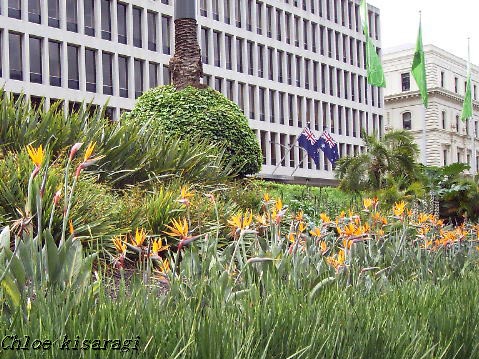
[461,74,473,121]
[411,19,428,108]
[360,0,386,88]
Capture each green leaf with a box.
[2,247,26,294]
[1,274,21,309]
[45,231,59,285]
[0,226,10,249]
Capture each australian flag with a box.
[297,128,321,166]
[318,130,340,166]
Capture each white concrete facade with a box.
[0,0,384,185]
[384,45,479,174]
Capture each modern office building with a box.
[0,0,384,184]
[384,44,479,174]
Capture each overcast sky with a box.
[368,0,479,64]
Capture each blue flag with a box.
[297,128,321,166]
[318,131,340,166]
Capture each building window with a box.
[200,0,207,17]
[101,0,111,40]
[84,0,95,36]
[117,2,127,44]
[102,52,113,95]
[29,37,42,83]
[225,34,232,70]
[246,0,253,31]
[161,15,171,54]
[276,9,282,41]
[162,65,170,85]
[256,1,262,34]
[148,12,157,51]
[213,31,221,67]
[9,33,23,80]
[28,0,41,23]
[85,49,96,92]
[443,149,447,166]
[441,111,446,129]
[118,56,129,97]
[401,73,410,91]
[247,41,254,75]
[266,6,272,38]
[474,85,477,101]
[48,0,60,28]
[258,46,265,79]
[8,0,21,19]
[402,112,412,130]
[66,0,78,31]
[201,27,209,64]
[212,0,219,20]
[49,41,61,86]
[454,77,458,93]
[224,0,231,24]
[235,1,242,28]
[133,7,142,48]
[249,85,256,119]
[236,38,244,73]
[67,45,79,89]
[456,115,460,132]
[149,62,158,88]
[134,59,144,99]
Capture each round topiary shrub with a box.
[127,85,262,177]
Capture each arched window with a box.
[402,112,412,130]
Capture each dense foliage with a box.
[127,85,263,177]
[0,92,233,187]
[335,129,420,192]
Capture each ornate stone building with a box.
[384,44,479,174]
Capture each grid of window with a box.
[0,0,383,181]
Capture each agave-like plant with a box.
[0,143,99,317]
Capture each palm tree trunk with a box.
[169,1,204,90]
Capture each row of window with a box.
[3,0,172,53]
[201,25,379,71]
[401,72,479,99]
[2,31,170,98]
[442,147,479,171]
[203,73,383,137]
[199,0,380,40]
[402,110,478,136]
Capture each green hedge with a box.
[127,85,262,177]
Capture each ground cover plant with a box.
[1,97,479,358]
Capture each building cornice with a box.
[385,87,479,109]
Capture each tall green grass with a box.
[1,273,478,359]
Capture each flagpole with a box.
[290,157,305,177]
[419,11,427,165]
[467,38,476,175]
[270,137,299,176]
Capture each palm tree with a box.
[335,130,420,193]
[169,0,204,90]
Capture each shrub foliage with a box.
[127,85,262,177]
